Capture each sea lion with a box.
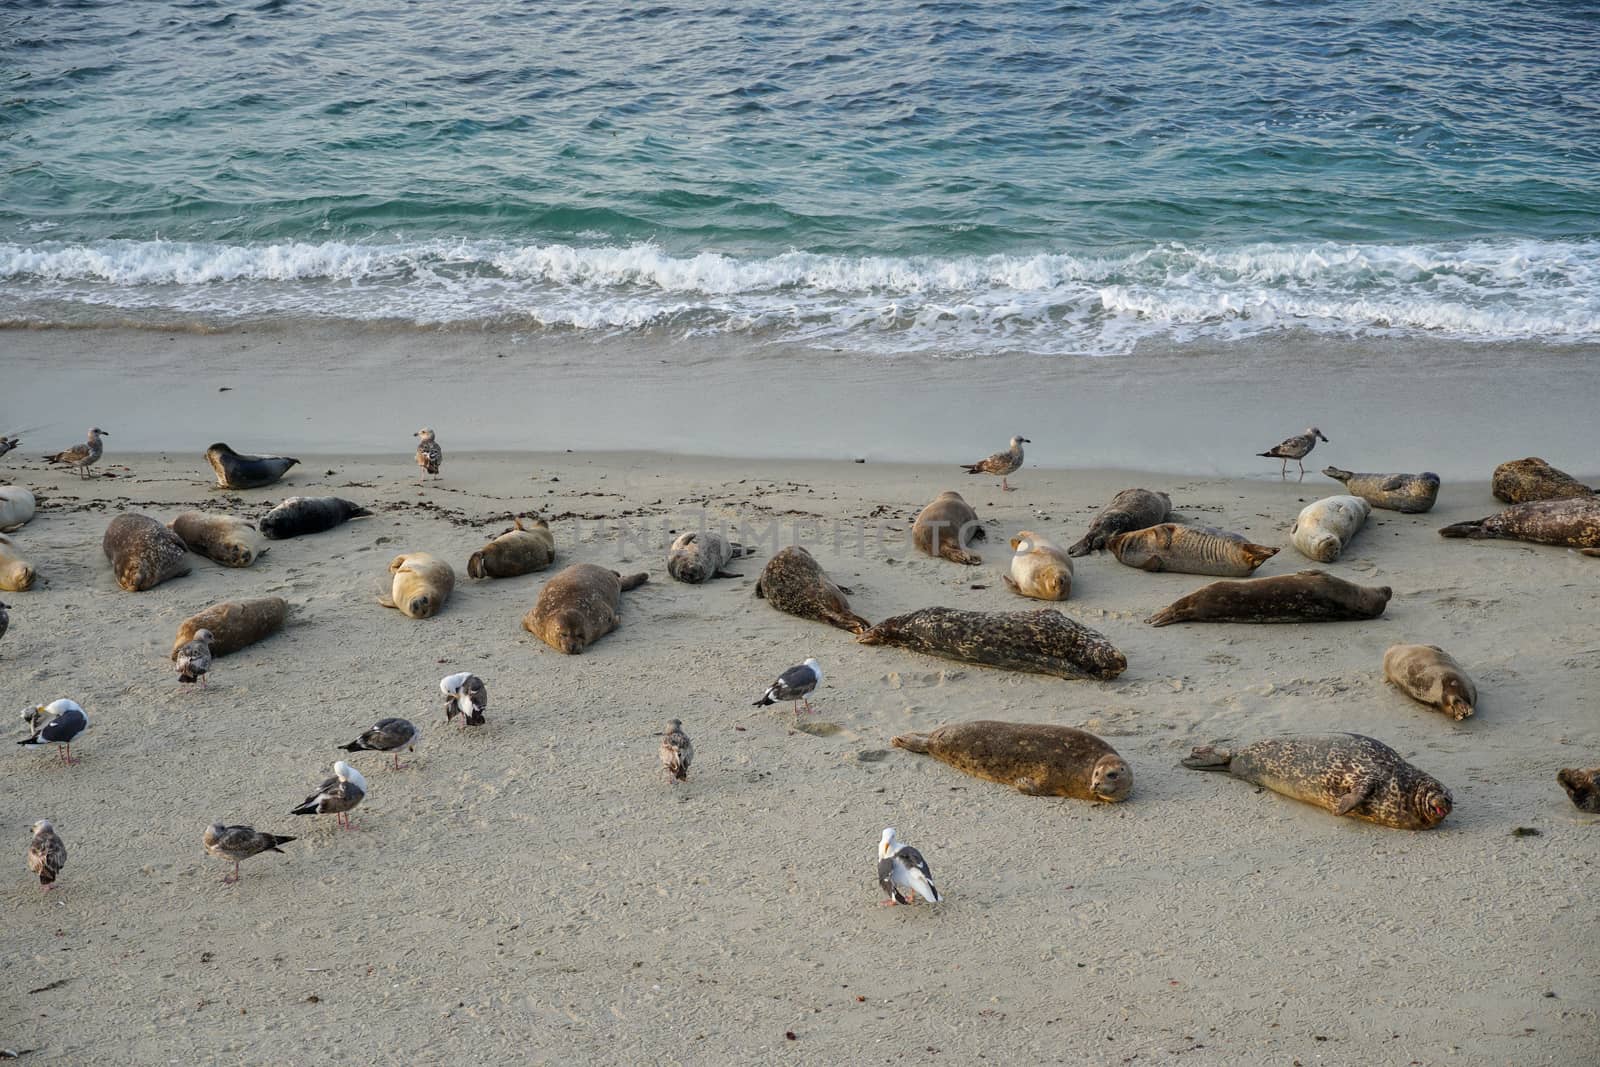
[891,720,1131,801]
[1383,644,1477,721]
[1492,457,1595,505]
[1067,488,1171,557]
[754,546,870,634]
[102,513,192,592]
[468,517,556,579]
[1321,468,1440,513]
[523,563,648,654]
[1557,767,1600,813]
[667,530,754,583]
[169,511,268,568]
[259,496,372,540]
[1439,497,1600,549]
[0,533,34,592]
[1004,531,1073,600]
[858,606,1126,680]
[172,596,288,659]
[205,443,299,490]
[0,486,35,533]
[378,552,455,619]
[1146,569,1391,627]
[912,490,986,565]
[1182,733,1453,830]
[1291,495,1371,563]
[1108,523,1277,577]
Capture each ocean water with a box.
[2,0,1597,356]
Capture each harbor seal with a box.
[1108,523,1277,577]
[1557,767,1600,813]
[858,606,1126,680]
[1183,733,1453,830]
[205,443,299,490]
[891,720,1131,801]
[378,552,455,619]
[1383,644,1477,721]
[1321,467,1440,513]
[1004,531,1073,600]
[754,546,870,634]
[172,596,288,659]
[0,533,34,592]
[0,486,35,533]
[523,563,648,654]
[1291,495,1371,563]
[259,496,372,540]
[912,490,986,565]
[1439,497,1600,549]
[168,511,268,568]
[667,530,754,583]
[468,517,556,579]
[1146,569,1391,627]
[1492,457,1595,505]
[1067,488,1171,556]
[103,513,192,592]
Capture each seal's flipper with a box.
[890,731,931,753]
[1137,556,1164,573]
[1181,745,1233,771]
[616,572,649,592]
[1002,575,1020,593]
[1438,519,1491,539]
[1333,779,1377,817]
[712,570,742,579]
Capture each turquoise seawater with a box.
[3,0,1598,354]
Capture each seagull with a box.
[414,427,442,483]
[0,434,20,461]
[659,719,693,782]
[339,717,419,770]
[440,672,487,727]
[0,600,9,650]
[289,761,367,830]
[1257,427,1328,479]
[878,827,941,906]
[28,819,66,892]
[204,823,296,884]
[18,699,89,765]
[44,427,108,479]
[753,658,822,715]
[960,435,1029,492]
[174,628,214,687]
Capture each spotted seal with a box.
[0,533,34,592]
[259,496,372,540]
[1108,523,1277,577]
[468,517,556,579]
[172,596,288,659]
[169,511,268,568]
[1067,488,1171,557]
[858,606,1126,680]
[1291,495,1371,563]
[1491,457,1594,505]
[523,563,648,654]
[1439,497,1600,549]
[103,513,191,592]
[1383,644,1477,721]
[1146,569,1391,627]
[205,443,299,490]
[0,486,35,533]
[1004,531,1073,600]
[378,552,455,619]
[911,490,986,565]
[667,530,754,583]
[754,546,870,634]
[891,720,1131,801]
[1321,467,1440,513]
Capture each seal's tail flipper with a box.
[1065,534,1097,558]
[942,546,982,566]
[467,551,487,579]
[617,572,649,591]
[1438,519,1492,539]
[1144,604,1182,627]
[1243,544,1279,569]
[890,731,931,753]
[1583,547,1600,557]
[836,610,873,635]
[1181,745,1233,771]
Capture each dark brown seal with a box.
[205,443,299,490]
[911,490,986,565]
[172,596,288,658]
[468,517,556,579]
[1321,467,1441,513]
[1439,497,1600,549]
[169,511,267,568]
[1382,644,1476,721]
[103,513,192,592]
[1557,767,1600,813]
[667,530,754,583]
[258,496,372,540]
[753,546,870,634]
[858,606,1126,680]
[524,563,648,654]
[1146,569,1391,627]
[1491,457,1595,505]
[1183,733,1453,830]
[891,720,1131,801]
[1067,488,1171,556]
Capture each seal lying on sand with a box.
[524,563,648,654]
[667,530,754,583]
[1292,495,1371,563]
[1383,644,1477,721]
[0,486,35,533]
[754,546,870,634]
[468,517,555,579]
[0,533,35,592]
[378,552,455,619]
[1004,531,1073,600]
[172,596,288,659]
[891,720,1131,801]
[1183,733,1453,830]
[1067,488,1171,557]
[169,511,267,568]
[1146,570,1391,627]
[858,606,1126,680]
[103,513,191,592]
[1492,457,1594,505]
[1108,523,1277,577]
[912,490,986,565]
[1439,497,1600,549]
[259,497,371,540]
[1557,767,1600,813]
[205,443,299,490]
[1322,468,1440,513]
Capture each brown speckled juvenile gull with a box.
[659,719,693,782]
[28,819,66,891]
[339,717,419,770]
[204,823,296,884]
[960,434,1029,492]
[174,629,214,687]
[414,427,442,482]
[45,427,108,478]
[1257,426,1328,479]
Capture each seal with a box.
[205,443,299,490]
[912,490,986,565]
[891,720,1131,801]
[523,562,648,654]
[1382,644,1477,721]
[754,546,870,634]
[172,596,289,659]
[1067,488,1171,556]
[1146,569,1391,627]
[378,552,455,619]
[1321,467,1440,513]
[1491,457,1595,505]
[102,513,191,592]
[667,530,755,583]
[169,511,268,568]
[0,533,34,592]
[0,486,36,533]
[1557,767,1600,813]
[1108,523,1277,577]
[1291,495,1371,563]
[1439,497,1600,549]
[259,496,372,540]
[857,606,1126,680]
[1004,531,1073,600]
[1183,733,1453,830]
[468,517,556,579]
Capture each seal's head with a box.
[1413,781,1453,828]
[1441,678,1475,721]
[548,609,589,654]
[1090,754,1132,802]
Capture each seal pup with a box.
[860,607,1126,680]
[1257,426,1327,479]
[659,719,692,783]
[667,530,754,583]
[1439,497,1600,550]
[1146,569,1391,627]
[960,435,1029,492]
[19,699,89,765]
[1291,495,1371,563]
[753,657,822,715]
[339,717,419,770]
[290,761,367,831]
[204,823,296,884]
[912,490,986,565]
[468,517,556,579]
[1182,734,1452,830]
[0,486,35,532]
[754,546,870,634]
[1108,524,1277,577]
[878,828,940,906]
[892,720,1131,801]
[173,597,288,659]
[174,629,214,687]
[1492,457,1595,505]
[441,672,488,727]
[1067,488,1171,556]
[28,820,66,892]
[1383,644,1476,722]
[44,427,107,478]
[0,533,35,592]
[414,427,442,483]
[204,443,299,490]
[524,563,649,654]
[169,511,268,568]
[103,513,192,592]
[1321,468,1440,513]
[378,552,455,619]
[258,496,372,540]
[1557,767,1600,813]
[1004,531,1073,600]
